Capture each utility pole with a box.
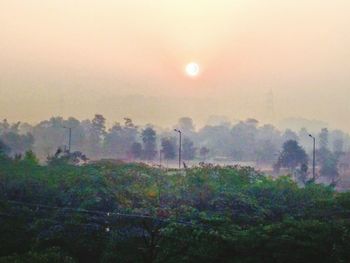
[174,129,182,169]
[68,127,72,153]
[159,149,162,167]
[63,126,73,153]
[309,134,316,180]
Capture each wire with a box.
[4,200,206,227]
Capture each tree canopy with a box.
[276,140,308,170]
[1,154,350,262]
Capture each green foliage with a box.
[1,160,350,262]
[23,151,39,166]
[0,248,75,263]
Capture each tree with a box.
[319,128,329,149]
[31,117,67,159]
[131,142,142,159]
[85,114,106,158]
[199,147,210,160]
[333,138,344,155]
[104,118,138,159]
[0,119,10,133]
[1,131,34,156]
[317,128,337,181]
[319,151,339,183]
[256,140,278,164]
[176,117,195,133]
[317,145,339,183]
[142,127,157,160]
[231,120,258,161]
[276,140,308,170]
[282,129,299,142]
[23,150,39,165]
[197,124,232,157]
[182,137,196,160]
[92,114,106,139]
[331,130,344,155]
[296,163,308,184]
[161,137,176,160]
[47,147,88,166]
[0,140,11,156]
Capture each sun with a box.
[185,62,200,77]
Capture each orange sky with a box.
[1,0,350,130]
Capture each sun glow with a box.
[185,62,200,77]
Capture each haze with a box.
[1,0,350,130]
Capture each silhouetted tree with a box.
[182,137,196,160]
[104,118,138,158]
[142,127,157,160]
[319,128,329,149]
[47,147,88,166]
[282,129,299,142]
[319,150,339,183]
[176,117,195,134]
[276,140,308,170]
[131,142,142,159]
[197,124,232,157]
[199,146,210,160]
[161,137,176,160]
[86,114,106,158]
[297,163,309,184]
[1,132,34,156]
[0,139,10,158]
[92,114,106,139]
[256,140,278,164]
[231,119,258,161]
[316,130,339,183]
[331,130,344,155]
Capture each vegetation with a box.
[1,115,350,187]
[275,140,308,170]
[1,151,350,262]
[2,116,350,167]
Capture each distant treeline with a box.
[0,115,349,165]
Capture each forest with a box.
[0,115,348,166]
[0,115,347,187]
[1,153,350,262]
[1,116,350,262]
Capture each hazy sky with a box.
[1,0,350,130]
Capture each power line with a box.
[4,200,204,227]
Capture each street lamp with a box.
[309,134,316,180]
[174,129,182,169]
[63,126,73,153]
[159,149,163,168]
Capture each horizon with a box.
[1,1,350,131]
[1,113,331,135]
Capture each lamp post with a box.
[159,149,163,167]
[174,129,182,169]
[309,134,316,180]
[63,126,72,153]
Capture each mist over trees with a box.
[3,116,350,262]
[1,115,350,172]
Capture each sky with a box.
[0,0,350,130]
